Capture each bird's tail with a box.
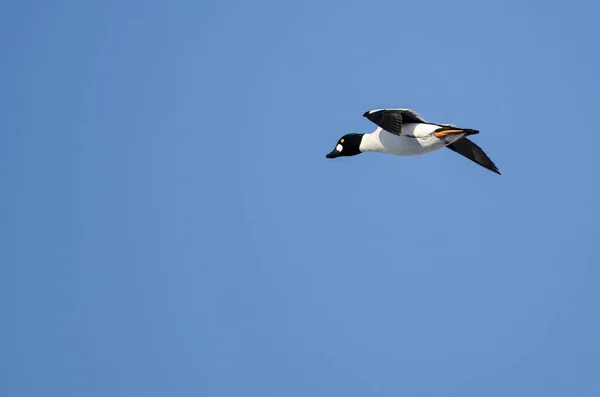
[462,129,479,136]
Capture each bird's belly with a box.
[379,131,446,156]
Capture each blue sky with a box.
[2,0,600,396]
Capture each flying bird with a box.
[326,108,500,174]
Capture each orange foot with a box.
[435,129,464,138]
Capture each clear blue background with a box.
[2,0,599,396]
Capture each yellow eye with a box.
[340,138,345,143]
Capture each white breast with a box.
[360,124,462,156]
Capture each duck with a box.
[326,108,500,175]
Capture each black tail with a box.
[462,128,479,136]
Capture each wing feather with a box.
[446,138,500,175]
[363,108,427,136]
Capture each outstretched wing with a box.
[363,108,427,136]
[446,138,501,175]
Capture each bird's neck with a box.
[359,130,385,153]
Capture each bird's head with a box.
[325,133,364,159]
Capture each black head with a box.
[326,133,364,159]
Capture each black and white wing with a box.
[363,108,427,136]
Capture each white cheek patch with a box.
[336,144,343,152]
